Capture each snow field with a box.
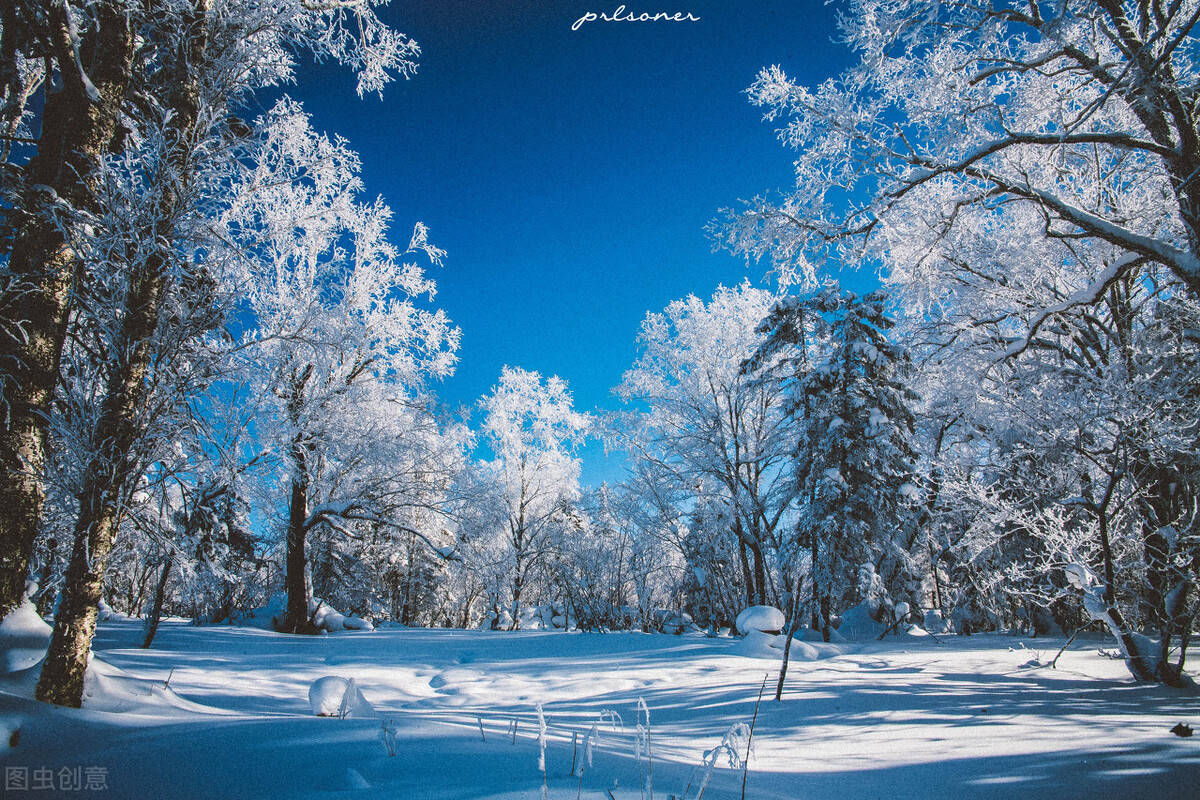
[0,619,1197,799]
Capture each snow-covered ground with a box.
[1,620,1197,799]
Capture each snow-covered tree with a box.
[715,0,1200,682]
[545,486,637,631]
[37,1,250,705]
[716,0,1200,300]
[1,1,428,706]
[920,269,1200,680]
[753,287,920,641]
[475,366,589,630]
[0,0,420,626]
[234,103,459,633]
[616,281,795,610]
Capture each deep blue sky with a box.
[292,1,854,485]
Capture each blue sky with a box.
[292,1,854,485]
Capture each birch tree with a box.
[0,0,419,625]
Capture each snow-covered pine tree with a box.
[755,287,920,641]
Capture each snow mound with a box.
[833,604,888,640]
[512,604,571,630]
[736,629,787,658]
[82,657,225,714]
[735,605,784,635]
[345,767,370,789]
[0,599,51,675]
[252,595,375,633]
[797,625,847,643]
[0,711,20,747]
[923,609,952,634]
[96,599,139,623]
[517,605,549,630]
[309,600,374,633]
[737,630,850,661]
[0,648,223,717]
[308,676,375,718]
[787,637,850,660]
[653,608,695,634]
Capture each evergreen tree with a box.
[755,287,920,641]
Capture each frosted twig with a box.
[741,674,768,800]
[537,702,548,800]
[337,678,357,719]
[695,723,750,800]
[378,719,398,757]
[637,698,653,800]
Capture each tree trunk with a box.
[36,232,174,706]
[736,535,754,608]
[749,538,768,607]
[928,540,944,617]
[0,2,134,622]
[509,553,525,631]
[810,535,821,631]
[280,462,317,634]
[279,359,318,634]
[775,571,804,701]
[33,540,58,617]
[36,2,212,705]
[141,558,172,649]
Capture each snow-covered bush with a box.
[735,606,784,636]
[308,676,374,717]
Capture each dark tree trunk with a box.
[36,228,174,706]
[141,558,172,649]
[736,535,754,608]
[1135,462,1194,684]
[928,540,944,617]
[35,1,211,706]
[280,461,318,634]
[509,550,526,631]
[750,539,768,607]
[278,360,318,635]
[775,571,804,701]
[810,535,821,631]
[33,541,58,617]
[0,1,134,622]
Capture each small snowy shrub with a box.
[635,698,653,800]
[337,678,357,719]
[688,722,750,800]
[379,719,398,757]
